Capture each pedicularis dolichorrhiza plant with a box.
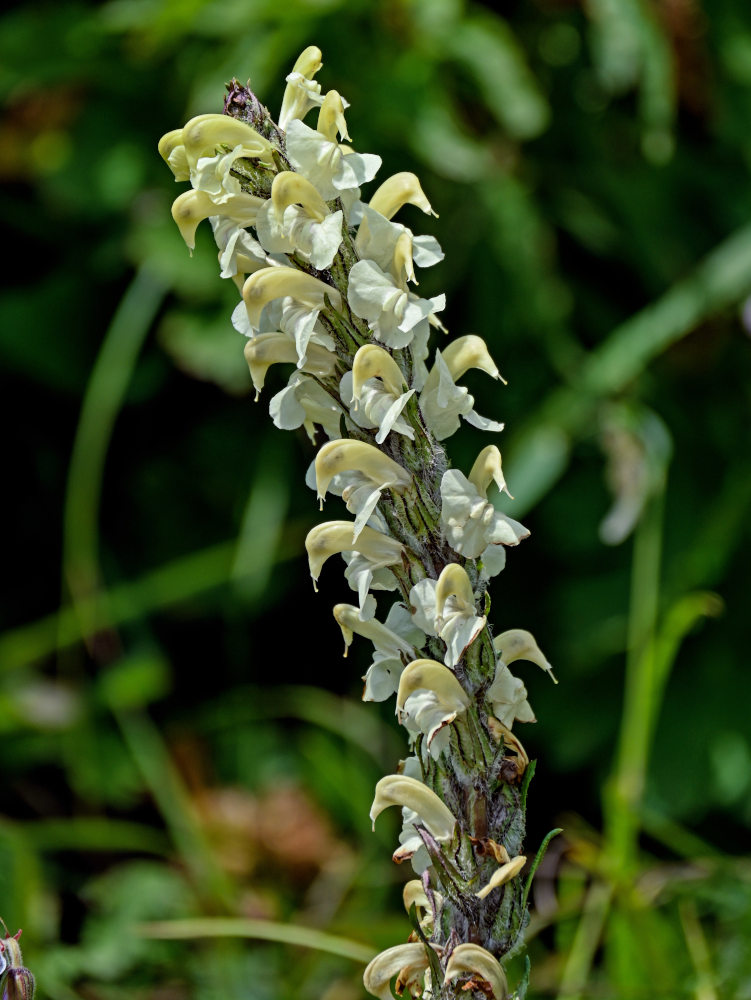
[159,46,558,1000]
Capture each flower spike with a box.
[159,50,558,999]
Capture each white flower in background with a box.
[347,258,446,349]
[419,334,506,440]
[285,119,381,200]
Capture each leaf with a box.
[407,902,443,986]
[521,827,563,913]
[512,955,531,1000]
[519,758,536,814]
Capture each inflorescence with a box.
[159,46,556,1000]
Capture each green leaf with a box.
[407,902,443,986]
[521,827,563,913]
[519,758,536,814]
[512,955,531,999]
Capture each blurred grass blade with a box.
[22,817,169,854]
[0,532,299,672]
[586,0,675,162]
[138,917,375,963]
[679,900,718,1000]
[557,880,613,1000]
[62,265,165,623]
[114,707,236,910]
[232,438,291,602]
[509,221,751,511]
[446,13,550,139]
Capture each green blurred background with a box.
[2,0,751,997]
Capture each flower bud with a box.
[396,659,469,717]
[402,879,443,919]
[279,46,324,131]
[333,603,415,659]
[317,90,350,142]
[171,190,264,251]
[271,171,329,223]
[243,333,336,398]
[422,334,505,396]
[475,854,526,900]
[369,171,437,220]
[435,563,475,622]
[469,444,512,499]
[315,439,411,504]
[157,129,189,180]
[243,268,341,329]
[181,113,274,166]
[305,520,403,586]
[494,629,556,682]
[370,774,455,842]
[351,344,406,400]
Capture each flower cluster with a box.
[160,46,555,999]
